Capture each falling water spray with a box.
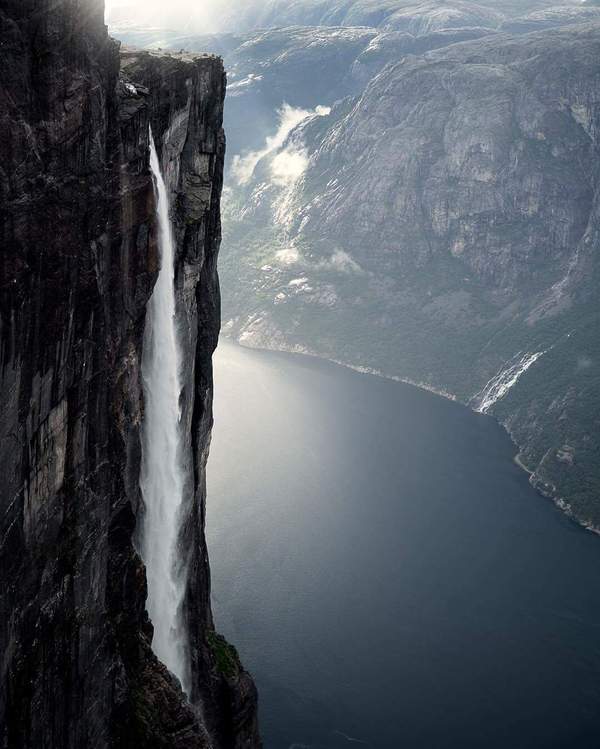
[139,129,190,694]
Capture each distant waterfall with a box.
[139,130,190,694]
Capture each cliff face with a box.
[120,49,260,748]
[0,2,258,747]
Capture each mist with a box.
[105,0,268,31]
[231,104,316,186]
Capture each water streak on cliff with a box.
[140,130,189,694]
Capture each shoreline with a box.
[233,336,459,403]
[513,452,533,475]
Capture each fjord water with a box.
[207,341,600,749]
[139,133,190,694]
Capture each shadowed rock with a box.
[0,2,259,747]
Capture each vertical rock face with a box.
[0,2,259,747]
[121,48,261,749]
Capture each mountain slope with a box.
[221,22,600,528]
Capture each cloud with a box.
[274,247,300,265]
[270,146,310,187]
[231,104,315,186]
[318,249,363,273]
[268,108,329,187]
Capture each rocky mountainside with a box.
[116,8,600,528]
[114,1,600,164]
[234,0,507,33]
[118,7,600,531]
[217,19,600,529]
[0,1,259,746]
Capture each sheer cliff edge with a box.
[0,1,260,746]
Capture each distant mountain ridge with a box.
[109,0,582,33]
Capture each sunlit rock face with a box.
[0,2,258,747]
[500,4,600,32]
[292,26,598,290]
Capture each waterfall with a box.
[473,350,546,414]
[139,130,190,695]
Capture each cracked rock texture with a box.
[0,1,259,747]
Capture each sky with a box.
[104,0,250,30]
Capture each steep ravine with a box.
[0,2,259,747]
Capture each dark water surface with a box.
[206,341,600,749]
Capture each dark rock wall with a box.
[121,50,261,748]
[0,2,258,747]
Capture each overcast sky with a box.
[105,0,248,30]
